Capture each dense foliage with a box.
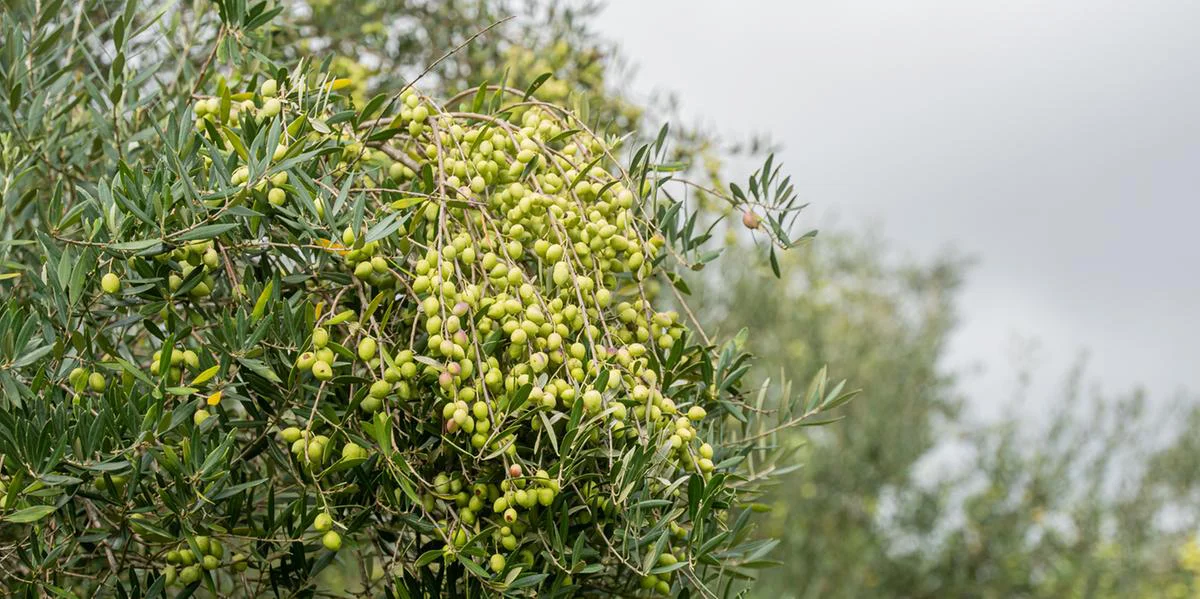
[0,0,836,597]
[6,1,1196,598]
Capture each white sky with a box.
[595,0,1200,418]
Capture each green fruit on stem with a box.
[322,530,342,551]
[88,372,107,392]
[489,553,506,573]
[296,352,317,371]
[312,360,333,380]
[312,327,329,348]
[260,98,281,118]
[342,442,366,460]
[231,553,249,572]
[369,379,391,398]
[179,565,201,584]
[101,272,121,294]
[68,367,87,388]
[357,337,377,361]
[313,512,333,532]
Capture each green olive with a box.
[178,564,201,585]
[312,360,333,381]
[88,372,107,393]
[193,409,210,426]
[489,553,506,573]
[313,512,333,532]
[322,530,342,551]
[101,272,121,294]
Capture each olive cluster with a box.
[67,366,107,395]
[158,239,221,301]
[160,536,248,587]
[136,73,728,594]
[150,345,201,386]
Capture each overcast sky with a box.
[595,0,1200,417]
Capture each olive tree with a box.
[703,233,1200,599]
[0,0,844,596]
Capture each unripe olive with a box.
[278,429,300,448]
[202,555,220,570]
[163,565,177,585]
[189,281,211,298]
[307,439,327,464]
[179,565,201,585]
[296,352,317,371]
[68,366,87,388]
[313,512,333,532]
[193,409,210,426]
[88,372,107,392]
[278,424,300,444]
[260,78,278,97]
[268,187,286,206]
[369,379,391,398]
[101,272,121,294]
[260,98,282,118]
[312,360,333,381]
[322,530,342,551]
[357,337,378,361]
[489,553,506,573]
[687,406,707,421]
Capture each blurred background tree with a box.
[705,233,1200,598]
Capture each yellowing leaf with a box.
[206,391,223,406]
[192,365,219,386]
[390,197,424,210]
[252,280,274,322]
[314,238,349,256]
